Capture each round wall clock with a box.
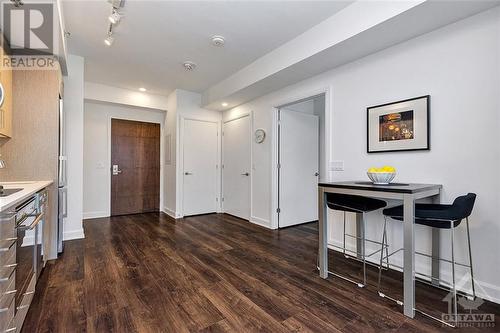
[254,129,266,144]
[0,83,4,107]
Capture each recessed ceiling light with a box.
[104,35,114,46]
[221,102,228,107]
[211,35,225,47]
[183,61,197,71]
[139,87,147,92]
[109,11,122,25]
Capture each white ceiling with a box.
[62,0,352,96]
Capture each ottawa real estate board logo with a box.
[1,1,59,70]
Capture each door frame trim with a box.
[179,116,222,218]
[108,116,164,216]
[221,112,253,221]
[271,86,332,229]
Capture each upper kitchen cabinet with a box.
[0,38,13,138]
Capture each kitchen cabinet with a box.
[0,182,51,332]
[0,38,12,138]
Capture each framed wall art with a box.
[367,95,430,153]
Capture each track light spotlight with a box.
[108,10,121,25]
[104,34,114,46]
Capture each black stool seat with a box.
[327,193,387,213]
[382,193,476,229]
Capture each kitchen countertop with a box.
[0,181,53,212]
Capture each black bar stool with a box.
[378,193,476,326]
[323,193,387,288]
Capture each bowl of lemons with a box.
[367,166,396,185]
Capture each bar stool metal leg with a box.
[465,217,476,299]
[343,212,347,257]
[362,212,366,287]
[451,221,458,326]
[378,217,387,293]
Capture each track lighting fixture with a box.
[104,34,114,46]
[109,10,121,25]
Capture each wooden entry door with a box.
[111,119,160,216]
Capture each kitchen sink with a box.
[0,188,23,197]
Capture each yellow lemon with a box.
[382,166,396,173]
[368,167,378,173]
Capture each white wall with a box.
[223,8,500,303]
[163,91,178,218]
[63,54,85,240]
[83,101,166,218]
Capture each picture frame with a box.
[367,95,430,153]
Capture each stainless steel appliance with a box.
[58,95,67,254]
[14,195,43,325]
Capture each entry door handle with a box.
[112,165,122,175]
[315,172,320,177]
[241,172,250,176]
[184,172,193,176]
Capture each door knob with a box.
[185,172,193,176]
[241,172,250,176]
[315,172,320,177]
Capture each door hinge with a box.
[222,198,225,202]
[277,208,281,213]
[277,163,281,169]
[216,198,219,202]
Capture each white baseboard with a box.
[63,228,85,241]
[250,216,273,229]
[327,240,500,305]
[163,207,182,219]
[83,211,109,219]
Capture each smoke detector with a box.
[211,35,225,47]
[183,61,197,71]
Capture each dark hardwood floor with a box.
[23,213,499,332]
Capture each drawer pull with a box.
[0,306,9,313]
[3,264,16,268]
[4,327,16,332]
[0,266,15,282]
[2,238,16,242]
[24,291,35,296]
[16,305,29,310]
[3,289,16,295]
[0,240,15,252]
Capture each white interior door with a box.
[279,110,319,227]
[223,115,251,220]
[183,119,218,216]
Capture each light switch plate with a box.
[330,160,344,171]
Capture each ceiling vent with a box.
[211,35,225,47]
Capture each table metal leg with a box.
[319,187,328,279]
[431,193,441,286]
[403,194,416,318]
[356,213,363,260]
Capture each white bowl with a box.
[367,172,396,185]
